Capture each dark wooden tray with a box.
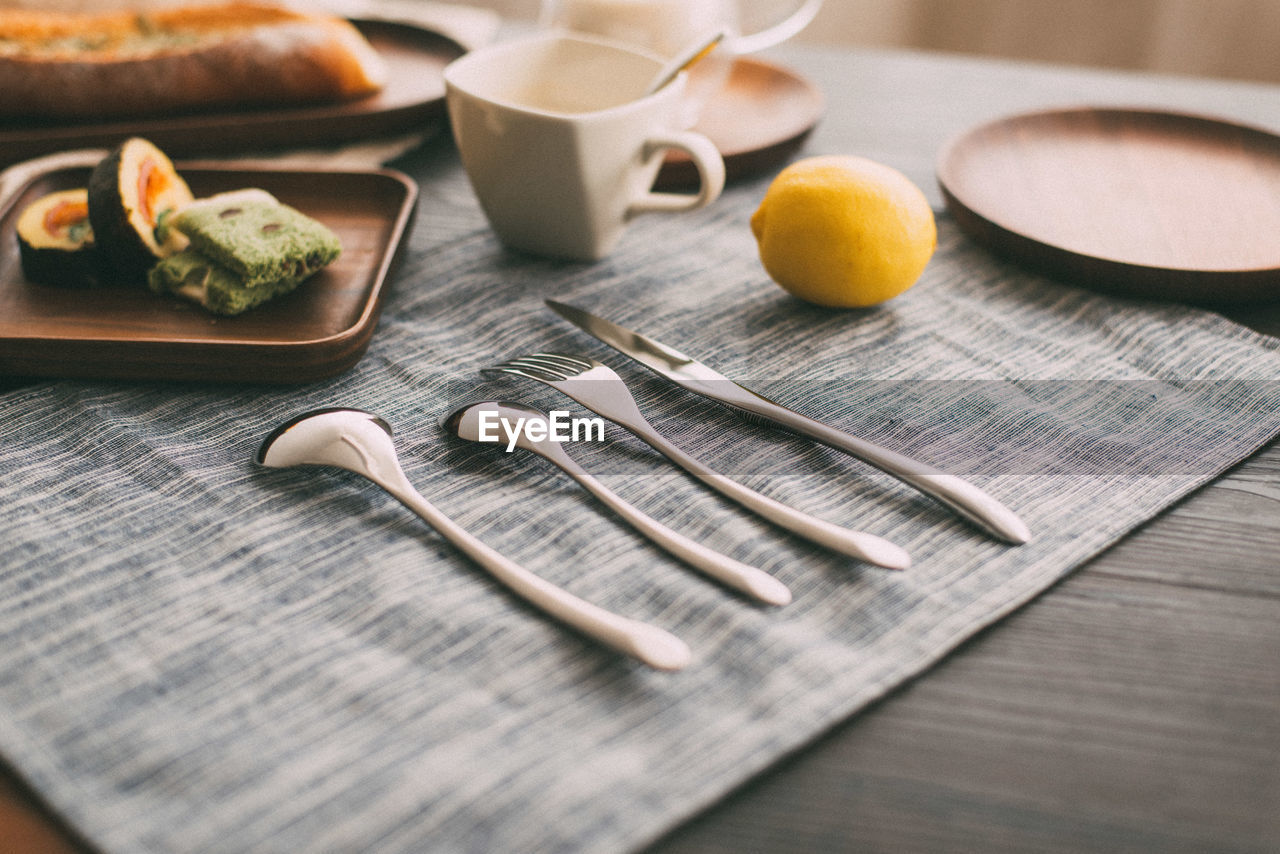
[0,156,417,383]
[0,19,463,167]
[937,107,1280,304]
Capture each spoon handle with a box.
[535,443,791,606]
[382,475,692,671]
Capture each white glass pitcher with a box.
[539,0,822,124]
[539,0,823,60]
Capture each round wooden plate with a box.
[937,107,1280,303]
[655,56,824,189]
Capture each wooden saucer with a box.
[937,107,1280,304]
[656,56,823,189]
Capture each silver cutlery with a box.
[482,354,911,570]
[644,30,725,95]
[545,300,1031,544]
[445,400,792,605]
[256,408,692,671]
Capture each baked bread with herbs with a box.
[0,2,386,119]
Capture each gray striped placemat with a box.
[2,170,1278,854]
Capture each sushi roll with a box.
[88,137,193,282]
[16,188,100,287]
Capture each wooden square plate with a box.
[0,153,417,383]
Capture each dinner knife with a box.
[545,299,1031,544]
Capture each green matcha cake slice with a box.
[148,249,309,316]
[169,197,341,288]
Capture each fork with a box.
[445,400,792,605]
[482,354,911,570]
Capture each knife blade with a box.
[545,299,1030,544]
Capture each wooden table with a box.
[642,47,1280,854]
[3,44,1278,854]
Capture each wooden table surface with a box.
[642,47,1280,854]
[3,44,1278,854]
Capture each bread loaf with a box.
[0,2,387,119]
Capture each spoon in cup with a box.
[255,407,692,671]
[445,400,791,606]
[644,30,725,95]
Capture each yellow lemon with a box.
[750,155,937,308]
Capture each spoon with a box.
[255,408,692,671]
[644,30,725,96]
[445,401,792,606]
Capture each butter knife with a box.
[546,299,1030,544]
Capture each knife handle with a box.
[706,384,1031,545]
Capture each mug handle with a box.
[628,130,726,215]
[729,0,824,54]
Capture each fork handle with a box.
[619,418,911,570]
[536,444,792,606]
[380,474,692,671]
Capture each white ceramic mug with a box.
[443,33,726,261]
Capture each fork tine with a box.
[499,354,592,377]
[495,358,575,380]
[526,353,596,371]
[507,355,576,370]
[481,363,565,383]
[491,352,600,380]
[485,355,565,373]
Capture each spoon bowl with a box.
[257,407,692,670]
[257,407,395,476]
